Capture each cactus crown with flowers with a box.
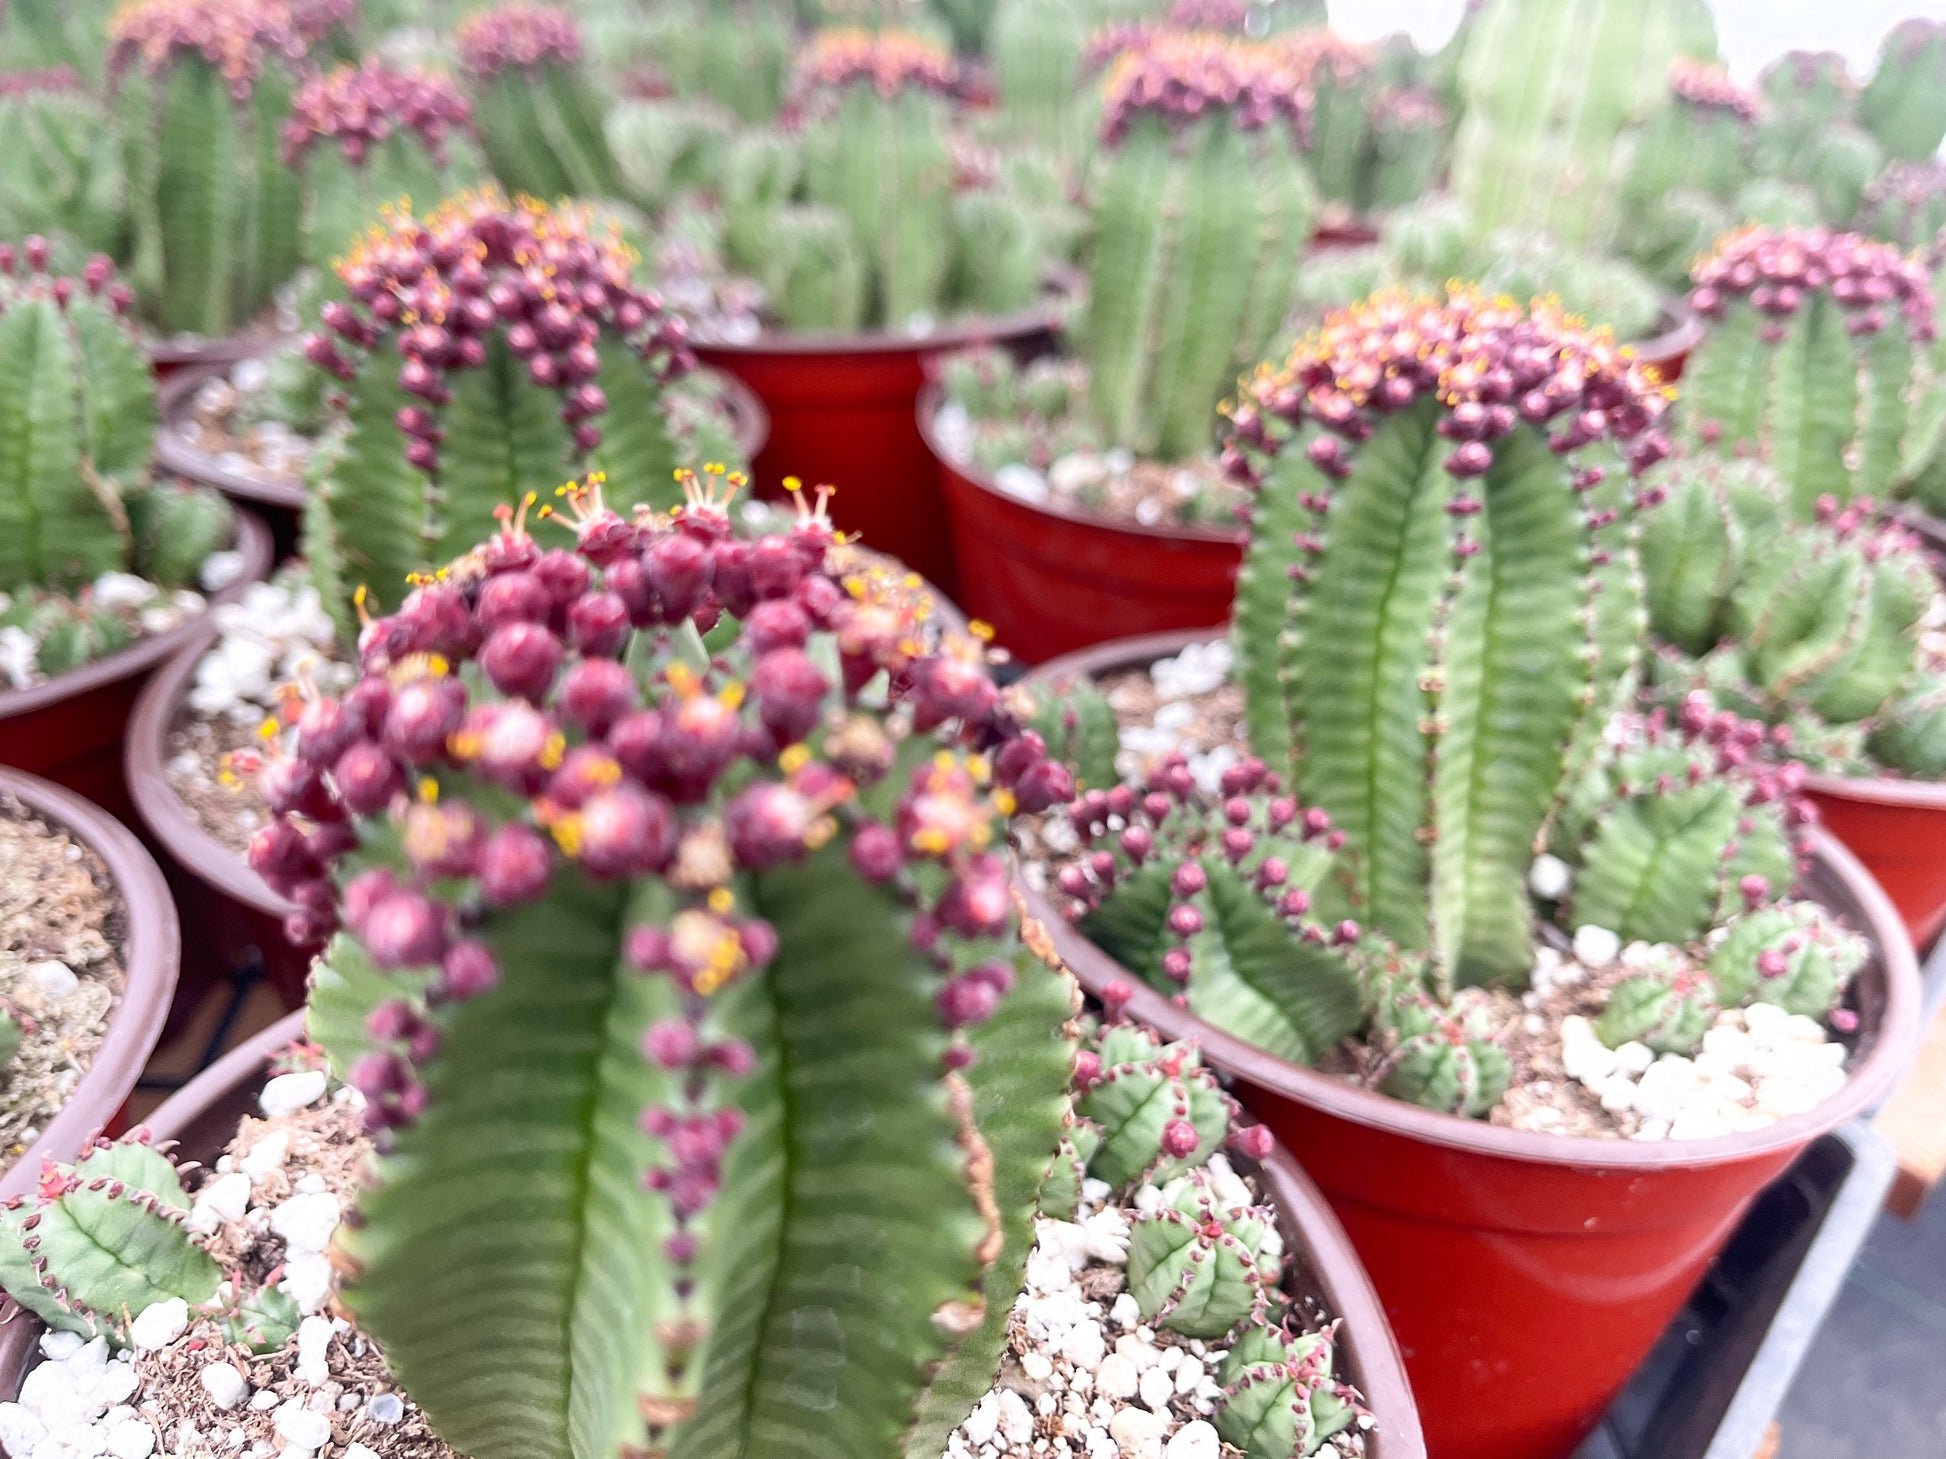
[453,4,619,204]
[792,27,960,102]
[256,474,1091,1459]
[107,0,350,97]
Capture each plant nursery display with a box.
[1015,288,1920,1459]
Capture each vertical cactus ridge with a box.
[1683,225,1938,517]
[153,56,241,338]
[457,6,618,201]
[258,481,1079,1459]
[1223,287,1674,987]
[1860,18,1946,163]
[0,70,128,263]
[1278,30,1373,208]
[992,0,1088,158]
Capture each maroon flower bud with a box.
[402,801,485,879]
[644,533,711,621]
[743,599,811,654]
[849,821,903,883]
[560,657,637,734]
[438,940,500,1000]
[475,571,552,629]
[480,621,565,701]
[567,590,630,657]
[576,784,677,877]
[642,1019,699,1070]
[750,648,830,748]
[1073,1050,1102,1090]
[478,823,553,904]
[342,869,398,935]
[724,784,816,870]
[362,890,449,969]
[1160,1119,1200,1159]
[382,676,467,762]
[937,971,1003,1028]
[247,821,321,893]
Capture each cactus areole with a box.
[253,474,1086,1459]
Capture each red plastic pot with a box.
[693,295,1066,595]
[124,617,317,1013]
[0,768,180,1200]
[1635,298,1705,382]
[0,511,274,817]
[1804,771,1946,951]
[1022,629,1925,1459]
[924,387,1240,664]
[146,331,273,388]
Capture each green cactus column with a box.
[1449,0,1718,253]
[0,70,126,266]
[1084,31,1318,462]
[1221,288,1675,989]
[456,5,620,202]
[1282,30,1375,211]
[1861,19,1946,162]
[283,61,485,267]
[271,492,1080,1459]
[991,0,1089,159]
[1679,226,1939,518]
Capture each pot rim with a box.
[0,511,275,725]
[155,359,774,513]
[145,329,279,370]
[1021,627,1925,1172]
[1635,295,1704,370]
[125,615,295,922]
[692,273,1076,358]
[0,768,181,1202]
[918,383,1245,548]
[1803,766,1946,810]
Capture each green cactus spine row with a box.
[1860,18,1946,163]
[299,188,698,633]
[1275,30,1443,219]
[1681,226,1937,520]
[1448,0,1717,252]
[455,5,619,204]
[263,485,1085,1459]
[0,1132,299,1353]
[281,60,485,267]
[109,0,350,338]
[1084,30,1318,462]
[0,69,127,267]
[992,0,1091,159]
[1221,287,1674,989]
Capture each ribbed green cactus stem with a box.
[1866,670,1946,777]
[1682,226,1936,518]
[1075,1022,1235,1187]
[0,71,126,264]
[1450,0,1717,252]
[1706,903,1867,1020]
[1859,161,1946,250]
[1594,950,1716,1055]
[1360,85,1445,216]
[1222,287,1673,988]
[456,6,619,203]
[762,203,869,332]
[1216,1322,1362,1459]
[1282,30,1374,209]
[992,0,1088,158]
[1805,125,1883,226]
[1125,1170,1276,1339]
[718,129,803,280]
[0,246,156,596]
[1018,670,1121,793]
[1372,984,1511,1117]
[1637,452,1781,658]
[1860,19,1946,162]
[949,187,1043,320]
[1621,59,1755,216]
[1085,33,1317,461]
[1755,51,1857,172]
[282,488,1080,1459]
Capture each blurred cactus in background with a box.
[1857,160,1946,249]
[456,4,619,203]
[1859,18,1946,162]
[0,69,127,270]
[1617,59,1756,284]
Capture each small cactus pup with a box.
[0,243,239,682]
[267,485,1081,1459]
[1125,1170,1277,1338]
[281,60,484,266]
[1223,287,1673,989]
[1616,59,1757,285]
[299,187,702,633]
[1217,1321,1362,1459]
[1859,18,1946,163]
[107,0,352,340]
[1679,226,1939,519]
[0,1131,299,1353]
[1085,30,1318,462]
[0,68,128,269]
[454,4,619,204]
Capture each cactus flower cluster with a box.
[455,5,619,203]
[792,26,961,100]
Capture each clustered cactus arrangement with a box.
[454,4,620,205]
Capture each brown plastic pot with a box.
[1804,771,1946,952]
[693,292,1068,597]
[124,617,315,1013]
[0,768,181,1201]
[1021,629,1925,1459]
[925,386,1239,664]
[0,1005,1425,1458]
[156,360,774,561]
[0,511,274,818]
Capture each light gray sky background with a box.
[1329,0,1946,81]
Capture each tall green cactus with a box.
[1616,59,1752,281]
[261,489,1081,1459]
[1221,287,1674,988]
[300,189,711,633]
[1860,18,1946,163]
[0,71,127,267]
[991,0,1090,159]
[1449,0,1717,253]
[1084,31,1318,462]
[109,0,346,339]
[455,5,620,203]
[1680,226,1940,519]
[283,61,485,267]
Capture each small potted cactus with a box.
[0,765,179,1203]
[1638,453,1946,948]
[0,244,269,807]
[926,27,1318,662]
[454,3,622,205]
[108,0,354,366]
[127,189,762,1009]
[1013,288,1921,1459]
[687,27,1071,593]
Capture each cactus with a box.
[0,1132,298,1353]
[0,0,122,84]
[298,188,702,632]
[454,5,619,203]
[1217,1322,1361,1459]
[636,0,793,125]
[1280,30,1373,209]
[1222,287,1673,988]
[1860,18,1946,163]
[282,61,484,266]
[1017,669,1121,792]
[1448,0,1717,253]
[1680,226,1937,518]
[263,479,1081,1459]
[1755,51,1856,171]
[1125,1169,1276,1338]
[607,98,738,218]
[0,70,127,268]
[1616,59,1753,281]
[1370,982,1511,1118]
[109,0,349,339]
[1361,85,1445,216]
[1075,1021,1237,1188]
[992,0,1091,157]
[1084,30,1318,461]
[1857,160,1946,249]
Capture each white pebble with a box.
[1109,1293,1141,1329]
[363,1394,404,1425]
[995,1389,1033,1444]
[25,961,79,999]
[272,1401,330,1448]
[1060,1320,1106,1371]
[1560,1036,1618,1085]
[1572,925,1622,967]
[36,1334,81,1364]
[0,1403,45,1455]
[1096,1352,1140,1400]
[295,1316,334,1387]
[198,1365,248,1412]
[270,1193,341,1255]
[1173,1356,1205,1395]
[1165,1421,1222,1459]
[1611,1041,1656,1076]
[238,1131,290,1181]
[1528,854,1571,900]
[187,1172,252,1235]
[1108,1404,1167,1458]
[281,1252,335,1315]
[127,1298,189,1351]
[105,1417,157,1459]
[960,1394,998,1446]
[1138,1363,1175,1412]
[259,1071,327,1119]
[344,1448,381,1459]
